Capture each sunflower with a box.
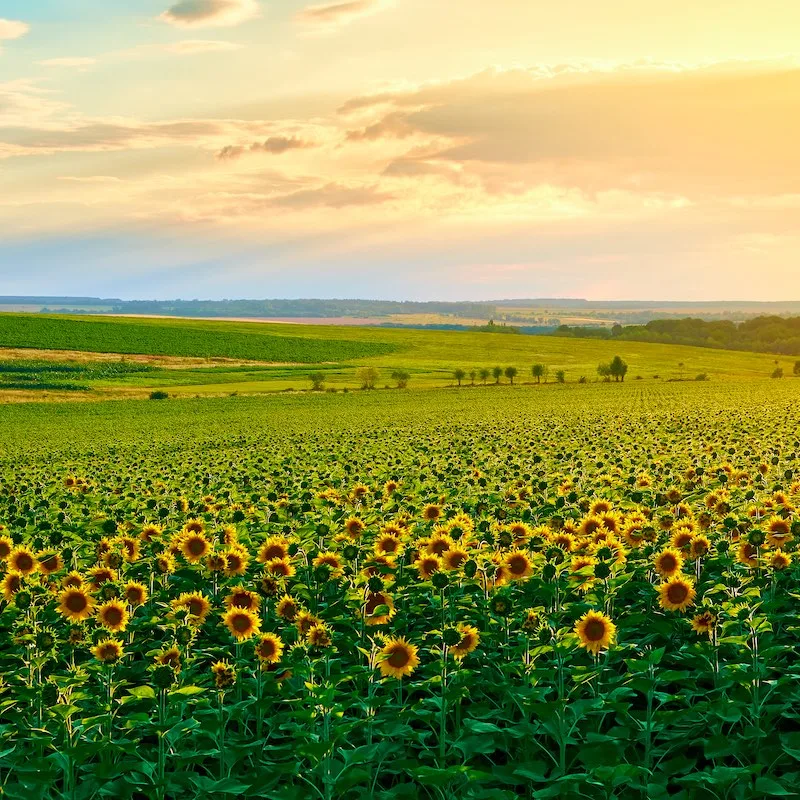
[180,532,210,564]
[384,480,399,496]
[2,571,22,603]
[184,519,204,535]
[124,581,148,607]
[87,566,117,590]
[156,553,176,574]
[425,532,454,556]
[653,548,684,578]
[770,550,791,570]
[155,646,181,668]
[276,594,299,621]
[378,637,420,679]
[657,576,696,612]
[255,633,284,664]
[689,535,711,560]
[449,624,480,659]
[569,555,598,592]
[578,515,603,538]
[296,610,322,636]
[589,500,612,515]
[8,546,38,576]
[574,610,616,655]
[97,599,129,632]
[172,592,212,625]
[0,536,12,561]
[364,591,395,626]
[222,607,261,641]
[62,571,84,589]
[264,557,295,579]
[312,552,344,575]
[92,639,124,663]
[736,541,759,568]
[212,660,236,689]
[257,537,290,563]
[374,534,403,557]
[307,623,333,648]
[670,528,695,550]
[690,610,716,636]
[116,536,140,562]
[413,554,442,580]
[441,547,469,571]
[344,517,365,538]
[225,588,261,611]
[223,547,249,577]
[766,517,793,549]
[57,586,95,622]
[37,551,63,576]
[550,532,576,552]
[503,550,534,580]
[140,524,162,543]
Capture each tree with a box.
[555,370,566,383]
[357,367,379,390]
[492,366,503,384]
[597,363,611,382]
[308,372,325,391]
[478,368,490,385]
[794,360,800,377]
[609,355,629,382]
[531,363,545,383]
[469,370,477,386]
[391,369,410,389]
[772,366,784,379]
[454,368,466,387]
[504,366,518,385]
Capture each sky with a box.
[0,0,799,301]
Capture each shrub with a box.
[149,391,169,400]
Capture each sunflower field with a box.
[1,382,800,799]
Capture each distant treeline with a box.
[554,316,800,355]
[378,322,556,334]
[53,299,498,320]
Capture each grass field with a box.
[0,313,792,400]
[1,381,800,798]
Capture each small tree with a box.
[555,370,565,383]
[597,363,611,382]
[609,355,629,382]
[469,370,477,386]
[391,369,410,389]
[531,363,545,384]
[454,368,466,387]
[492,366,503,384]
[772,366,784,379]
[478,368,490,385]
[357,366,379,390]
[504,366,518,385]
[794,360,800,377]
[308,371,325,391]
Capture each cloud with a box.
[216,136,314,159]
[164,39,243,54]
[159,0,258,28]
[0,19,29,40]
[39,58,97,68]
[58,176,124,184]
[345,111,412,141]
[342,65,800,197]
[296,0,387,27]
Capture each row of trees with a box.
[310,357,631,391]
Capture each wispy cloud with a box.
[159,0,259,29]
[0,18,29,40]
[217,136,315,159]
[296,0,388,28]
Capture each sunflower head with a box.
[97,599,129,633]
[255,633,284,664]
[449,624,480,660]
[211,660,236,689]
[124,582,148,607]
[378,637,420,680]
[653,548,684,578]
[57,586,95,622]
[8,547,38,576]
[92,639,124,664]
[657,576,696,612]
[574,610,616,655]
[222,607,261,641]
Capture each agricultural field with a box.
[1,381,800,798]
[0,313,792,401]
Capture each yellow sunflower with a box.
[574,610,616,655]
[223,547,249,577]
[2,571,22,603]
[57,586,95,622]
[124,581,148,607]
[180,532,211,564]
[257,537,289,564]
[413,554,442,580]
[37,551,63,576]
[222,608,261,641]
[690,610,716,636]
[264,557,295,579]
[254,633,284,664]
[770,550,791,570]
[307,623,333,648]
[378,637,420,679]
[224,588,261,611]
[97,599,129,633]
[92,639,124,663]
[364,591,395,626]
[0,536,13,561]
[653,548,684,578]
[8,546,38,576]
[172,592,212,625]
[736,541,758,568]
[276,594,300,622]
[212,660,236,689]
[657,576,696,612]
[155,646,181,668]
[503,550,534,581]
[449,624,480,659]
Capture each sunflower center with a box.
[259,640,276,658]
[188,599,205,615]
[508,555,527,575]
[104,607,123,625]
[66,593,88,612]
[387,647,410,668]
[232,614,252,632]
[187,538,206,556]
[263,546,285,560]
[365,593,386,615]
[584,619,607,641]
[16,554,33,571]
[667,584,689,604]
[660,555,677,571]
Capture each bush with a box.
[578,376,587,384]
[695,373,709,381]
[149,391,169,400]
[357,367,379,390]
[772,367,784,379]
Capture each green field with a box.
[0,313,793,400]
[1,381,800,798]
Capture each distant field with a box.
[0,312,793,400]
